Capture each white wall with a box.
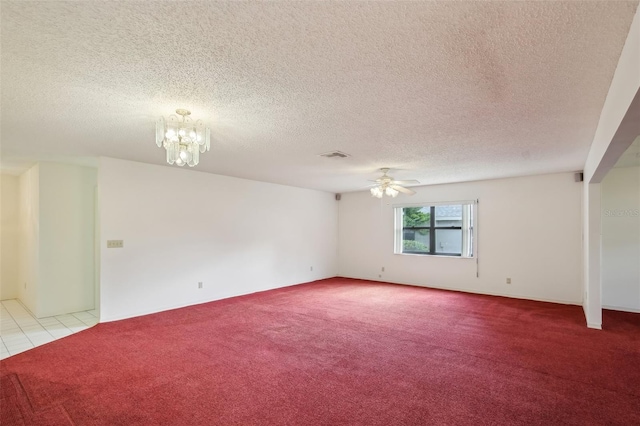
[98,157,338,322]
[338,172,583,304]
[1,174,20,300]
[18,165,39,314]
[601,166,640,312]
[16,163,97,317]
[37,162,97,317]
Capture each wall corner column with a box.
[583,182,602,329]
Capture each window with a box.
[394,202,475,257]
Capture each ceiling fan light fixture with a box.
[369,168,419,198]
[156,109,211,167]
[385,187,399,197]
[370,186,383,198]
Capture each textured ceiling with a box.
[1,1,638,192]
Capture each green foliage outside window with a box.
[403,240,429,252]
[403,207,430,236]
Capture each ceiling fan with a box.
[369,168,420,198]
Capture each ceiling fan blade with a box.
[390,184,416,195]
[391,180,420,185]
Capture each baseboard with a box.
[602,305,640,314]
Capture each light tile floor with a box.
[0,299,98,360]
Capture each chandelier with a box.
[156,109,211,167]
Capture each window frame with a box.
[394,201,476,258]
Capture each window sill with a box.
[394,253,474,259]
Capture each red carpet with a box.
[1,277,639,425]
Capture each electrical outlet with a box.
[381,266,385,272]
[310,266,313,271]
[198,282,203,289]
[506,278,511,284]
[107,240,124,248]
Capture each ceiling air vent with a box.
[319,151,350,159]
